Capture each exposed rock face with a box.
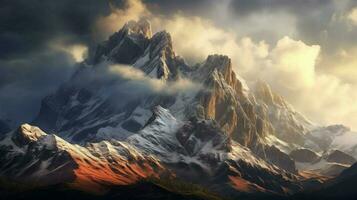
[253,81,312,146]
[93,19,152,65]
[11,124,46,146]
[326,150,356,165]
[176,117,232,155]
[194,55,258,147]
[290,149,320,163]
[261,145,297,173]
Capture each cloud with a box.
[108,64,201,95]
[70,63,201,109]
[266,37,320,91]
[0,0,115,123]
[319,47,357,85]
[50,40,88,63]
[303,74,357,128]
[95,0,150,39]
[229,0,333,16]
[347,7,357,26]
[0,49,76,123]
[252,37,357,129]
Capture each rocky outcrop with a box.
[261,145,297,173]
[290,149,320,163]
[253,81,311,146]
[11,124,46,146]
[325,150,356,165]
[176,117,232,156]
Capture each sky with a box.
[1,0,357,129]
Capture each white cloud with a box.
[108,64,201,95]
[347,7,357,26]
[49,40,88,62]
[264,36,320,92]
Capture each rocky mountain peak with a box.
[143,30,177,80]
[149,31,174,57]
[202,55,232,78]
[92,19,152,64]
[197,54,243,95]
[122,18,152,39]
[12,123,46,146]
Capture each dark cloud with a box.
[227,0,357,73]
[0,0,119,59]
[0,0,122,123]
[228,0,333,16]
[0,50,75,122]
[144,0,216,16]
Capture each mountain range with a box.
[1,19,357,200]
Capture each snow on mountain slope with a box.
[0,124,167,193]
[0,116,304,197]
[128,106,303,195]
[129,106,273,172]
[306,125,357,159]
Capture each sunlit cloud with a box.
[108,64,201,95]
[50,40,88,63]
[95,0,150,39]
[347,7,357,26]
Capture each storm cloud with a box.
[0,0,117,123]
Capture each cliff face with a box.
[253,81,312,145]
[190,55,276,149]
